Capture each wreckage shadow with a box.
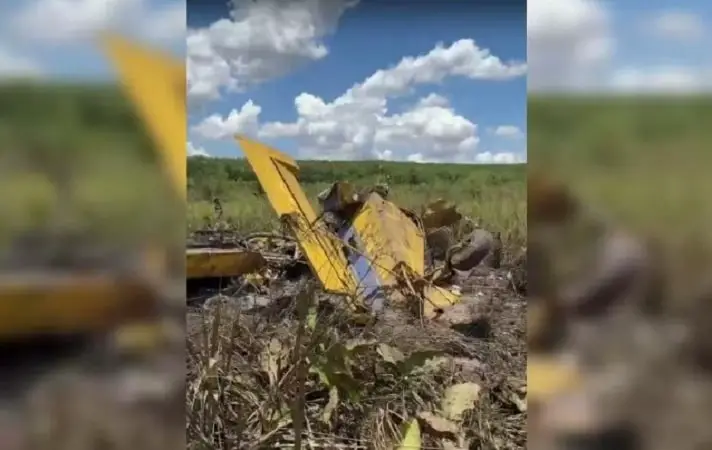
[450,316,492,339]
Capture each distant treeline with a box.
[188,156,525,201]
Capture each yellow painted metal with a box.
[0,273,158,338]
[236,136,357,294]
[349,195,461,317]
[99,33,186,199]
[235,137,461,318]
[423,285,461,319]
[351,192,425,285]
[186,248,266,279]
[528,354,582,401]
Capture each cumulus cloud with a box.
[475,151,524,164]
[645,11,705,42]
[492,125,523,139]
[187,141,210,157]
[192,101,262,140]
[528,0,712,93]
[194,38,525,162]
[187,0,356,102]
[141,2,186,44]
[528,0,613,91]
[0,45,43,78]
[609,66,712,94]
[12,0,184,45]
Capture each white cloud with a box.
[192,100,262,140]
[193,38,525,162]
[0,45,43,78]
[187,0,356,102]
[12,0,184,45]
[140,2,186,44]
[645,11,705,42]
[474,151,524,164]
[375,149,393,161]
[529,1,712,93]
[416,93,450,108]
[528,0,613,91]
[492,125,523,139]
[609,66,711,94]
[187,141,210,157]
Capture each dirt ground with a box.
[186,260,526,450]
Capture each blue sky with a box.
[613,1,712,78]
[0,0,183,80]
[529,0,712,93]
[187,0,527,163]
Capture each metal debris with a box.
[187,137,509,324]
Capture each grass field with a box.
[530,96,712,236]
[0,82,180,246]
[188,156,527,248]
[529,95,712,299]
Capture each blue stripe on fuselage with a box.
[337,225,383,304]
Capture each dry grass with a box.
[186,159,527,449]
[186,260,526,450]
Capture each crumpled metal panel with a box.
[351,192,425,284]
[421,199,462,230]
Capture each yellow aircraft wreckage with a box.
[236,136,463,319]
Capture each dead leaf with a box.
[400,350,444,375]
[377,343,405,365]
[345,338,377,352]
[260,338,284,386]
[321,386,339,423]
[511,392,527,413]
[396,418,421,450]
[441,382,481,421]
[417,411,459,435]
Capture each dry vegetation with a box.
[528,95,712,450]
[529,95,712,308]
[187,157,527,449]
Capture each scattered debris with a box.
[186,139,526,449]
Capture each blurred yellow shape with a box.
[528,354,582,401]
[99,33,185,199]
[0,273,157,338]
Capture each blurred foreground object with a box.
[527,174,674,450]
[100,33,185,198]
[0,34,186,450]
[528,172,657,330]
[0,34,185,345]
